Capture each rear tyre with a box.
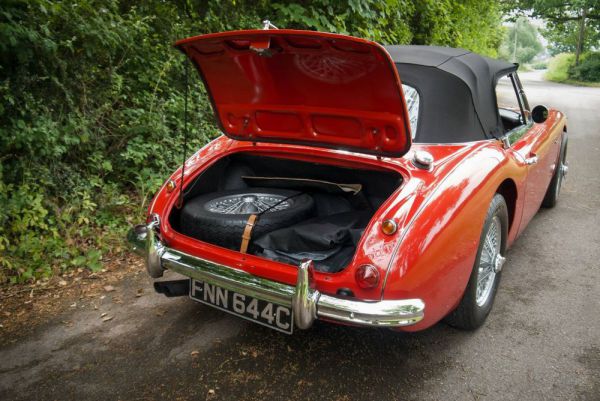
[445,194,508,330]
[542,136,568,208]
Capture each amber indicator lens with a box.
[355,264,380,289]
[381,219,398,235]
[166,179,177,193]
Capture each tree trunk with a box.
[512,21,518,63]
[575,8,587,66]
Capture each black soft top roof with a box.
[385,45,518,143]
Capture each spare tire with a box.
[179,188,314,250]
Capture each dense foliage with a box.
[542,18,599,57]
[0,0,503,283]
[498,17,543,64]
[569,52,600,82]
[545,53,576,81]
[546,52,600,83]
[502,0,600,63]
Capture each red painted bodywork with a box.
[176,30,411,157]
[147,30,567,331]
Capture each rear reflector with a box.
[355,264,380,289]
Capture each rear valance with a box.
[176,30,412,157]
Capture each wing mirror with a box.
[532,105,549,124]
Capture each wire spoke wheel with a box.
[180,188,314,250]
[445,193,508,330]
[542,137,568,208]
[476,215,501,306]
[205,193,292,215]
[556,160,568,198]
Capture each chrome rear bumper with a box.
[127,221,424,329]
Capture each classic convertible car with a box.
[128,29,568,333]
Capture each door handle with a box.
[525,155,538,165]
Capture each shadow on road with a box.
[0,288,472,401]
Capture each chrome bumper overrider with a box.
[127,222,425,329]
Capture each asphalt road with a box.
[1,72,599,401]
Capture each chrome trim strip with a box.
[318,295,425,327]
[292,260,319,329]
[127,220,165,278]
[162,248,294,307]
[127,226,425,329]
[145,217,165,278]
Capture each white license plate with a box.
[190,279,294,334]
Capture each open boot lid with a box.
[176,29,412,158]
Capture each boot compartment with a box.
[168,153,403,273]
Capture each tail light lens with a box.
[355,264,380,289]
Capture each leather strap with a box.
[239,214,258,254]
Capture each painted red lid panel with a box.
[176,30,411,157]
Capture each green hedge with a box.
[569,53,600,82]
[0,0,503,283]
[529,60,548,70]
[0,0,213,282]
[545,52,600,83]
[545,53,575,82]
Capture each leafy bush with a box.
[569,52,600,82]
[497,17,543,64]
[0,0,207,282]
[530,60,548,70]
[0,0,503,283]
[545,52,600,83]
[545,53,575,82]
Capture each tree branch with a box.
[546,14,600,21]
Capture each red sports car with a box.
[128,29,568,333]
